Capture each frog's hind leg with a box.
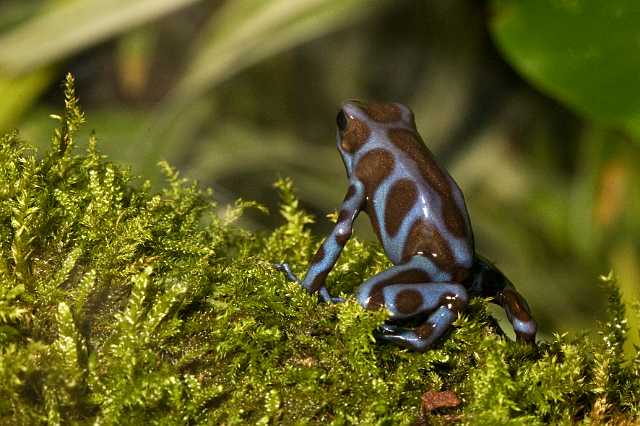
[470,256,537,343]
[355,257,468,351]
[496,286,537,343]
[488,283,536,343]
[374,282,468,351]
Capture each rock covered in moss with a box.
[0,75,638,424]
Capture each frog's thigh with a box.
[355,255,450,312]
[378,283,468,351]
[382,282,468,320]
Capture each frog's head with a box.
[335,100,415,177]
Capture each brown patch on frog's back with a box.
[361,102,403,123]
[387,128,469,239]
[384,178,418,238]
[341,117,370,153]
[394,288,423,315]
[355,148,395,188]
[355,148,395,240]
[366,268,431,310]
[402,219,456,274]
[442,179,470,239]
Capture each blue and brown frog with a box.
[276,100,536,351]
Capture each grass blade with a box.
[0,0,202,74]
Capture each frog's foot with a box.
[359,279,469,352]
[273,262,301,283]
[379,323,401,335]
[376,305,459,352]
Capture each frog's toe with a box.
[274,262,301,283]
[319,287,344,304]
[380,323,400,334]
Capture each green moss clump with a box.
[0,75,639,424]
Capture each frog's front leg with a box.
[275,181,364,303]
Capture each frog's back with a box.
[347,101,474,280]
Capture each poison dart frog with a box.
[275,100,537,351]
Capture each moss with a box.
[0,75,638,424]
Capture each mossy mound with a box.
[0,75,638,425]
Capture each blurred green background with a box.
[0,0,639,347]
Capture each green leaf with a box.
[491,0,640,137]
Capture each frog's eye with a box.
[336,109,348,132]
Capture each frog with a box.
[275,100,537,351]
